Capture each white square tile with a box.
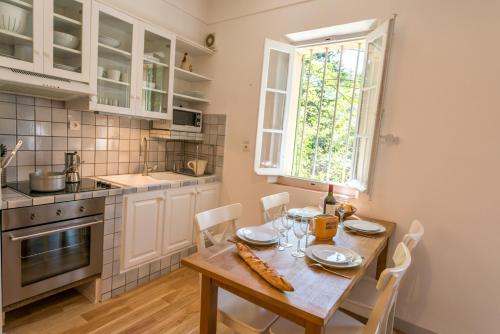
[82,112,95,125]
[17,151,34,166]
[96,126,107,138]
[0,102,16,118]
[35,97,51,107]
[35,136,52,150]
[0,119,16,134]
[82,124,95,138]
[52,151,65,165]
[96,138,107,151]
[82,164,94,176]
[107,151,118,163]
[52,108,67,122]
[82,150,95,163]
[52,137,67,150]
[35,106,51,121]
[95,151,107,163]
[52,122,67,137]
[36,151,52,165]
[68,110,81,122]
[108,116,119,127]
[0,134,16,149]
[107,127,120,139]
[17,96,34,105]
[107,163,118,175]
[17,166,34,181]
[35,121,51,136]
[68,137,81,151]
[108,139,119,151]
[82,137,95,150]
[119,139,129,151]
[95,163,107,176]
[119,128,130,139]
[17,104,34,120]
[95,114,107,126]
[118,151,129,163]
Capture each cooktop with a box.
[7,178,118,197]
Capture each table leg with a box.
[200,275,218,334]
[376,240,389,279]
[305,322,324,334]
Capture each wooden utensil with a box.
[235,242,294,292]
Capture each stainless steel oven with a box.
[171,107,202,133]
[1,198,104,307]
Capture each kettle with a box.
[65,152,81,183]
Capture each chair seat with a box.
[269,310,365,334]
[341,276,380,318]
[218,288,279,334]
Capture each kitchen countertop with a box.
[1,173,218,210]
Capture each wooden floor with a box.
[4,268,404,334]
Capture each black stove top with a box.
[7,178,118,197]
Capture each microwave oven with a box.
[170,108,202,133]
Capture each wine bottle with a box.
[323,184,337,215]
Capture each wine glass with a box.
[302,216,313,250]
[291,218,307,257]
[271,214,285,251]
[281,213,294,248]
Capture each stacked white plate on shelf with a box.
[305,245,363,268]
[236,226,278,246]
[343,220,386,235]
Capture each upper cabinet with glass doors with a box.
[136,24,175,120]
[90,2,138,116]
[0,0,42,72]
[44,0,91,82]
[0,0,91,81]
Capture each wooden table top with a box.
[182,217,395,327]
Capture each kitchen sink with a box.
[98,172,197,187]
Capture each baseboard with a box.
[394,318,439,334]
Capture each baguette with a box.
[236,242,294,292]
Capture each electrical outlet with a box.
[242,140,250,152]
[69,120,81,131]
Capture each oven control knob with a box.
[80,206,86,212]
[56,209,62,216]
[30,213,36,220]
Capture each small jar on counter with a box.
[313,214,339,240]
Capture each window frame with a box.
[255,19,394,194]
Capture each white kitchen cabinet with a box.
[195,183,221,214]
[135,23,175,120]
[121,190,165,271]
[89,2,139,116]
[162,186,197,256]
[44,0,92,82]
[0,0,91,82]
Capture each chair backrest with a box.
[402,219,424,252]
[364,243,412,334]
[194,203,242,250]
[260,192,289,223]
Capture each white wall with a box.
[100,0,208,43]
[207,0,500,333]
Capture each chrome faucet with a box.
[140,137,157,176]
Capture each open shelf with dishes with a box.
[173,35,214,115]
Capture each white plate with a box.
[344,220,386,234]
[236,227,277,245]
[305,245,363,268]
[287,207,320,219]
[312,248,352,264]
[99,35,121,48]
[237,227,277,242]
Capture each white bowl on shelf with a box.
[0,2,29,35]
[99,36,120,48]
[54,31,79,49]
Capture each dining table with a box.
[181,216,395,334]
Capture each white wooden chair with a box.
[194,203,279,334]
[269,242,412,334]
[341,219,424,331]
[260,192,290,223]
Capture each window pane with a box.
[267,49,289,91]
[260,132,282,169]
[0,0,34,62]
[53,0,83,73]
[263,91,286,130]
[292,41,365,184]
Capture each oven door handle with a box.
[9,219,103,242]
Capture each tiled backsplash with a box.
[166,114,226,178]
[0,93,226,182]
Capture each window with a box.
[254,19,393,193]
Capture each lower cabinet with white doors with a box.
[121,183,220,271]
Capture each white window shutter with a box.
[350,18,394,192]
[254,39,296,175]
